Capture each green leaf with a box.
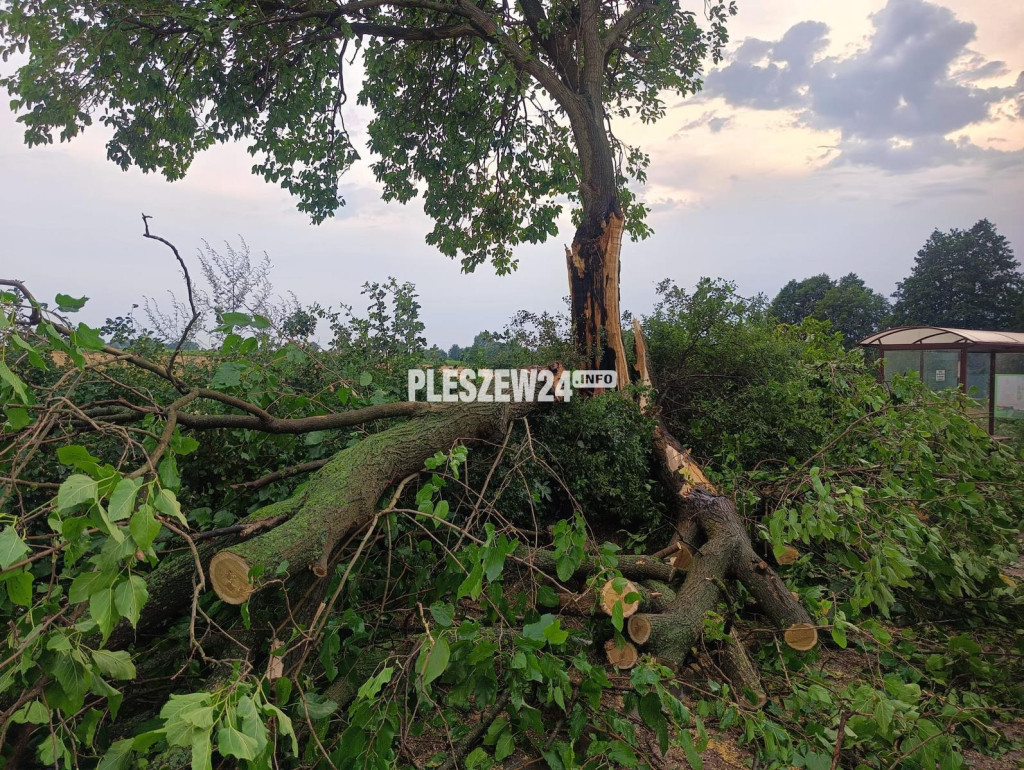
[494,731,515,762]
[170,433,200,456]
[523,614,555,642]
[4,570,33,606]
[108,478,141,522]
[158,455,180,492]
[356,666,394,701]
[418,636,450,686]
[831,622,848,649]
[536,585,560,607]
[12,700,50,725]
[219,312,251,328]
[55,294,88,312]
[639,692,669,754]
[58,474,98,511]
[154,489,187,525]
[211,362,245,388]
[606,741,638,767]
[0,526,30,569]
[69,570,113,604]
[273,677,292,705]
[216,724,261,761]
[679,730,703,769]
[301,693,339,720]
[74,323,106,351]
[5,407,31,430]
[429,602,454,628]
[0,360,30,404]
[91,650,137,680]
[9,333,45,368]
[90,585,118,640]
[114,575,148,628]
[483,544,507,581]
[263,702,298,755]
[192,730,213,770]
[57,445,102,474]
[611,600,624,633]
[130,506,161,551]
[457,562,484,600]
[320,628,340,682]
[542,618,569,646]
[53,654,89,705]
[97,738,134,770]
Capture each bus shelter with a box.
[859,326,1024,436]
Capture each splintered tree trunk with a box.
[566,205,630,387]
[208,402,533,604]
[564,103,631,386]
[628,320,818,671]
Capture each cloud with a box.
[674,111,734,134]
[703,0,1024,171]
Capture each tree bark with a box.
[209,402,535,604]
[563,101,631,386]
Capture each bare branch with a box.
[141,214,201,379]
[231,459,330,490]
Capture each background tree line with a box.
[770,218,1024,347]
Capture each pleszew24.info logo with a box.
[407,367,616,402]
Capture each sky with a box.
[1,0,1022,348]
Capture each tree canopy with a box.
[1,0,732,274]
[891,219,1023,331]
[770,273,890,346]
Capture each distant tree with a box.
[280,306,318,340]
[770,273,889,346]
[99,307,140,347]
[447,344,463,361]
[892,219,1024,330]
[770,274,833,325]
[325,278,426,361]
[813,274,891,347]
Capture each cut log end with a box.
[209,551,254,605]
[600,578,640,618]
[783,622,819,651]
[604,639,638,669]
[627,614,652,646]
[672,544,693,572]
[776,545,800,566]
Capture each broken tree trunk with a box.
[208,402,534,604]
[565,206,630,387]
[719,628,768,709]
[630,320,818,668]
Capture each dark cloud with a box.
[674,111,734,135]
[703,0,1024,171]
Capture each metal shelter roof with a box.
[860,326,1024,347]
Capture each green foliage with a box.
[771,273,891,347]
[4,275,1024,770]
[646,277,841,470]
[525,392,663,531]
[0,0,732,269]
[892,219,1024,330]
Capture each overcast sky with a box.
[1,0,1022,348]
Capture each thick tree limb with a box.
[209,402,536,604]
